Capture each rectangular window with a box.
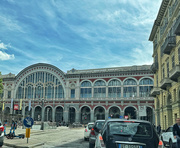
[156,75,158,87]
[174,89,176,102]
[8,91,11,99]
[71,89,75,98]
[172,55,175,68]
[167,62,169,77]
[162,67,165,79]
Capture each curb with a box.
[4,142,44,148]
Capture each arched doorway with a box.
[140,107,153,123]
[81,106,91,124]
[34,106,42,121]
[69,107,75,124]
[55,106,63,122]
[25,106,32,117]
[4,107,10,115]
[94,106,105,120]
[109,106,120,118]
[124,107,136,119]
[44,106,52,121]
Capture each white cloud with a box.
[0,51,14,60]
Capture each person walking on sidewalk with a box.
[173,118,180,148]
[157,124,161,136]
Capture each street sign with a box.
[120,116,123,119]
[139,106,147,117]
[23,117,34,128]
[108,117,111,119]
[14,104,19,110]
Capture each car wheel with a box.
[89,142,94,148]
[169,139,173,148]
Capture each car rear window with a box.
[95,121,105,130]
[108,121,152,138]
[88,124,94,129]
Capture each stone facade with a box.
[149,0,180,129]
[1,63,155,124]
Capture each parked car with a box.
[95,119,159,148]
[84,122,94,141]
[89,120,105,148]
[0,121,4,147]
[161,126,176,148]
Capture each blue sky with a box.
[0,0,161,75]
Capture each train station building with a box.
[1,63,155,124]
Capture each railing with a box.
[161,35,176,54]
[173,13,180,35]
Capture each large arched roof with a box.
[16,63,65,80]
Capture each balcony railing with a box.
[160,78,173,90]
[173,14,180,35]
[150,63,158,73]
[169,65,180,82]
[150,87,161,97]
[161,35,176,55]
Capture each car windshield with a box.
[88,124,94,129]
[108,121,152,138]
[95,121,105,130]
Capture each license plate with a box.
[118,144,142,148]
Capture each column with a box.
[75,111,80,122]
[137,85,139,97]
[105,111,108,120]
[41,103,45,122]
[121,111,124,118]
[106,86,108,98]
[52,107,55,122]
[90,110,94,122]
[63,104,69,123]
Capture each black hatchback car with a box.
[95,119,159,148]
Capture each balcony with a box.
[150,87,161,97]
[161,36,176,55]
[150,63,158,73]
[169,65,180,82]
[173,15,180,35]
[160,78,173,90]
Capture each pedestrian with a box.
[173,118,180,148]
[157,124,161,136]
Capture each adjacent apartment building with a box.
[149,0,180,129]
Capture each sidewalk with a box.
[3,126,71,148]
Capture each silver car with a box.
[0,120,4,147]
[89,120,105,148]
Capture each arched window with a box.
[108,79,121,98]
[94,80,106,98]
[80,81,92,98]
[35,84,44,99]
[17,87,24,99]
[16,71,64,100]
[139,78,153,97]
[45,84,54,99]
[123,79,137,97]
[25,84,33,99]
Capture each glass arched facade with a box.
[139,78,153,97]
[123,79,137,97]
[80,81,92,98]
[16,72,64,99]
[94,80,106,98]
[108,79,121,98]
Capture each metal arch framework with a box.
[14,63,66,99]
